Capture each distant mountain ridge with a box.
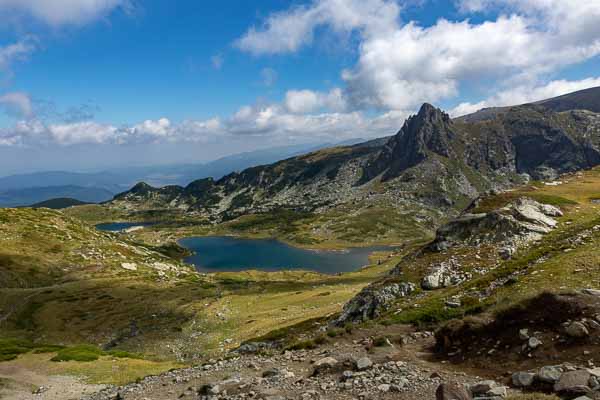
[0,141,363,208]
[111,87,600,226]
[457,86,600,123]
[0,186,114,208]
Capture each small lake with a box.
[95,222,157,232]
[178,236,394,274]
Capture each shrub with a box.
[314,335,327,345]
[326,329,342,338]
[106,350,142,359]
[0,338,34,361]
[285,339,316,351]
[51,345,103,362]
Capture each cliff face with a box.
[110,90,600,223]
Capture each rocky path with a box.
[84,327,501,400]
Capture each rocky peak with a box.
[184,178,215,196]
[361,103,456,182]
[391,103,454,164]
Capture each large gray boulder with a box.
[436,382,472,400]
[421,259,471,290]
[538,366,562,383]
[334,282,415,325]
[512,372,535,388]
[554,370,591,396]
[565,321,590,338]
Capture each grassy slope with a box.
[0,207,410,385]
[372,167,600,328]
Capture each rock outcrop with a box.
[429,197,563,255]
[334,282,415,325]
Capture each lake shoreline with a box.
[176,235,399,275]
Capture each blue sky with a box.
[0,0,599,173]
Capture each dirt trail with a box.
[0,363,105,400]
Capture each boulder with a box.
[554,370,591,396]
[428,197,561,253]
[312,357,338,375]
[198,384,221,395]
[121,262,137,271]
[582,289,600,297]
[335,282,415,324]
[236,342,259,353]
[512,372,535,388]
[487,386,508,397]
[470,381,497,395]
[436,382,472,400]
[355,357,373,371]
[538,366,562,383]
[565,321,589,338]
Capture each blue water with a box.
[96,222,157,232]
[178,236,393,274]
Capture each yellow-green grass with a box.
[3,352,181,386]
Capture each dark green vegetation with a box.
[29,197,91,209]
[0,338,64,361]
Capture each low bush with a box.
[51,345,103,362]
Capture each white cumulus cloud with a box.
[0,0,133,26]
[237,0,600,112]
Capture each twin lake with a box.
[96,222,392,274]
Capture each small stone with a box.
[512,372,535,387]
[528,337,542,349]
[341,371,354,381]
[519,329,529,341]
[378,384,391,392]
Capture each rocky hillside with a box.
[109,89,600,232]
[80,168,600,400]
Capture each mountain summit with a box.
[362,103,455,182]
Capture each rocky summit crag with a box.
[110,88,600,230]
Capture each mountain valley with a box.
[3,88,600,400]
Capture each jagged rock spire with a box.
[361,103,455,182]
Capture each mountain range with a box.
[110,87,600,227]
